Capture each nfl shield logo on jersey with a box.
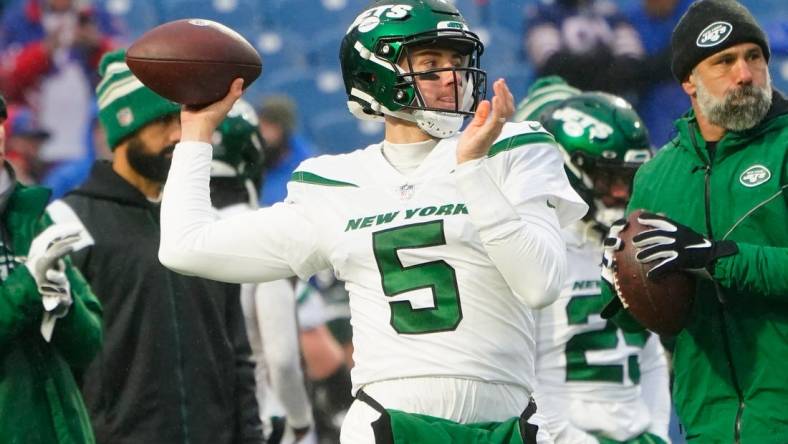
[399,183,416,200]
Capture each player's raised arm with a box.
[159,79,326,283]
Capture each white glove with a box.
[25,224,83,341]
[40,267,72,341]
[40,260,72,314]
[25,224,83,289]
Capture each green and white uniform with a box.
[534,222,670,443]
[160,121,587,442]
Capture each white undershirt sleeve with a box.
[159,141,327,282]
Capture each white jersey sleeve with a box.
[454,122,588,308]
[159,141,329,282]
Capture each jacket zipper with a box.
[689,125,744,444]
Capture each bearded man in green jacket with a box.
[601,1,788,443]
[0,96,103,443]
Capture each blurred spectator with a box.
[523,0,645,97]
[41,103,112,199]
[625,0,693,147]
[0,0,120,162]
[257,95,316,206]
[3,104,49,183]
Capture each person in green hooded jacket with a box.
[0,95,103,443]
[600,1,788,443]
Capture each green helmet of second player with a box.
[211,98,265,188]
[516,76,652,229]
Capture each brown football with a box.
[613,210,695,336]
[126,19,262,106]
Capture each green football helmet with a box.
[211,99,265,194]
[539,91,652,228]
[340,0,486,138]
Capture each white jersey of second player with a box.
[533,221,671,443]
[160,121,587,414]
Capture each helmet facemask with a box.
[564,147,644,232]
[394,36,486,137]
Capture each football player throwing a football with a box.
[160,1,587,443]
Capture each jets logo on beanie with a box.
[96,49,180,149]
[670,0,769,81]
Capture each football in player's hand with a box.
[613,210,695,336]
[126,19,262,106]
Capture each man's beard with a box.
[695,72,772,131]
[127,137,175,183]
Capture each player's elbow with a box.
[517,276,561,309]
[516,254,566,309]
[158,244,198,276]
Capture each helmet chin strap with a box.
[413,110,464,138]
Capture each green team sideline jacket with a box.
[606,90,788,443]
[0,182,103,444]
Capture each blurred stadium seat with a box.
[267,0,354,32]
[100,0,164,39]
[249,67,346,125]
[308,111,384,154]
[160,0,265,28]
[772,55,788,93]
[306,25,345,69]
[486,62,535,103]
[488,0,526,36]
[253,27,311,72]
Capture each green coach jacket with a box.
[0,181,103,444]
[605,90,788,443]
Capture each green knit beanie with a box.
[96,49,181,149]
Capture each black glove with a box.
[633,212,738,279]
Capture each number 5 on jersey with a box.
[373,220,462,334]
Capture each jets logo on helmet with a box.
[552,107,614,141]
[348,5,414,33]
[340,0,487,138]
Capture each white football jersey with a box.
[534,221,670,441]
[161,121,587,398]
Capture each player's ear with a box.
[681,73,697,98]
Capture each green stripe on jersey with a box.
[488,132,556,158]
[290,171,358,187]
